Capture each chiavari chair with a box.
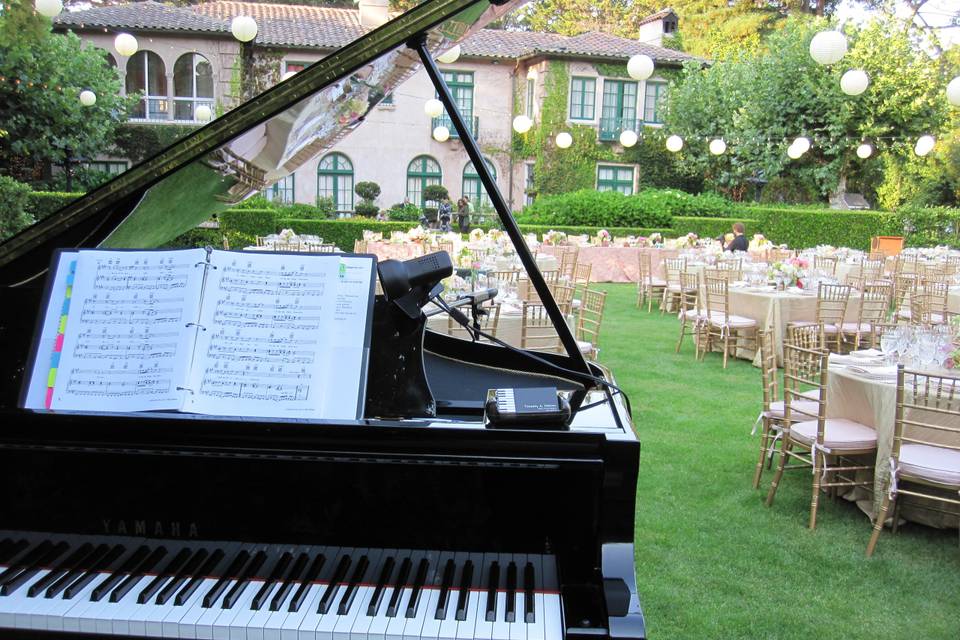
[702,273,758,368]
[910,280,950,325]
[841,282,892,350]
[575,289,607,360]
[521,301,563,353]
[637,252,667,312]
[675,271,702,356]
[661,257,687,314]
[814,255,838,277]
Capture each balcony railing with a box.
[129,97,215,124]
[431,113,479,140]
[599,116,640,142]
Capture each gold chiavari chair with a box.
[676,271,703,356]
[542,269,561,286]
[918,262,950,284]
[893,272,918,322]
[716,257,743,280]
[556,246,579,280]
[521,301,563,353]
[866,366,960,556]
[765,342,877,529]
[851,258,885,291]
[841,282,892,350]
[575,289,607,360]
[572,262,593,306]
[551,284,576,314]
[910,280,950,325]
[702,273,758,368]
[661,257,687,314]
[768,248,794,263]
[637,252,667,312]
[487,270,519,289]
[793,283,851,352]
[353,239,368,253]
[447,301,502,341]
[306,243,338,253]
[814,255,838,277]
[437,241,455,256]
[255,235,266,247]
[273,240,302,252]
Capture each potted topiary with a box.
[354,181,381,218]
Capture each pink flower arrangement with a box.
[789,257,809,269]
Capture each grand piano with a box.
[0,1,647,638]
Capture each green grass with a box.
[592,283,960,640]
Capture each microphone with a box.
[461,287,498,305]
[378,251,454,319]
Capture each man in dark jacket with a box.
[725,222,749,252]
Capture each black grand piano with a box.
[0,1,646,638]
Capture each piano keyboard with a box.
[0,532,563,640]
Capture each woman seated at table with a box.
[724,222,749,252]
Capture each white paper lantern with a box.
[792,137,811,154]
[915,135,935,157]
[709,138,726,155]
[809,30,847,65]
[114,33,138,57]
[424,98,444,118]
[856,143,873,159]
[787,144,804,160]
[78,90,96,107]
[512,115,533,134]
[665,135,684,153]
[555,132,573,149]
[526,67,538,81]
[947,76,960,107]
[34,0,63,17]
[840,69,869,96]
[437,45,461,64]
[619,130,638,147]
[231,16,258,42]
[195,105,213,122]
[433,125,450,142]
[627,54,654,81]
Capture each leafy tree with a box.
[523,0,657,38]
[663,17,948,203]
[0,175,34,240]
[0,1,134,182]
[423,184,449,205]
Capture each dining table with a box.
[826,358,960,529]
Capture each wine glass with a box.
[880,329,896,364]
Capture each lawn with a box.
[593,283,959,640]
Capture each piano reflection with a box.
[0,1,647,638]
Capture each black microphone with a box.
[462,287,498,305]
[377,251,454,319]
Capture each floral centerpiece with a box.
[748,234,770,252]
[768,257,809,287]
[649,232,663,247]
[488,228,505,244]
[681,232,698,248]
[469,228,485,243]
[543,229,567,246]
[596,229,611,246]
[405,225,428,243]
[277,228,297,242]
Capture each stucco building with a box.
[54,1,698,213]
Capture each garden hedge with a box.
[25,191,83,220]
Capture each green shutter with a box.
[569,77,595,121]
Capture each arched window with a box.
[173,53,214,121]
[264,174,295,205]
[126,51,168,120]
[462,158,497,209]
[317,153,354,212]
[406,155,441,207]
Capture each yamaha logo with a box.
[101,519,200,538]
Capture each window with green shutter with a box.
[406,155,442,207]
[643,81,667,124]
[569,76,596,121]
[317,153,354,212]
[599,79,638,140]
[597,164,635,195]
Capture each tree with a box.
[663,17,948,202]
[0,1,134,183]
[354,181,381,217]
[523,0,657,38]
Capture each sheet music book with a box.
[22,248,376,421]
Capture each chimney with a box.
[359,0,389,28]
[638,9,678,48]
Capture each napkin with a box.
[851,348,883,358]
[845,364,898,380]
[830,353,885,366]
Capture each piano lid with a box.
[0,0,524,286]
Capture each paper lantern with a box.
[665,135,684,153]
[856,143,873,159]
[709,138,726,155]
[619,130,638,147]
[915,135,935,157]
[627,54,654,81]
[282,71,297,81]
[114,33,138,57]
[947,76,960,107]
[424,98,444,118]
[555,132,573,149]
[34,0,63,17]
[437,45,461,64]
[433,125,450,142]
[526,67,538,81]
[231,16,258,42]
[792,137,811,154]
[787,144,804,160]
[78,90,96,107]
[512,115,533,134]
[840,69,869,96]
[195,105,213,122]
[809,30,847,65]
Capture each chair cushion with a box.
[649,277,667,287]
[790,320,839,333]
[767,400,820,421]
[577,340,594,355]
[899,444,960,486]
[789,418,877,451]
[707,313,757,329]
[840,322,872,333]
[666,283,682,292]
[682,309,702,320]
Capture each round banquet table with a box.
[826,363,960,528]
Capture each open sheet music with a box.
[22,248,376,420]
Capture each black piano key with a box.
[222,550,266,609]
[203,550,250,608]
[28,543,94,597]
[63,544,125,599]
[251,551,292,612]
[523,563,535,623]
[317,553,351,614]
[110,546,167,603]
[156,548,208,605]
[174,548,223,606]
[46,543,110,599]
[484,562,500,622]
[454,560,473,621]
[366,556,395,617]
[287,552,325,613]
[337,555,369,615]
[91,545,150,603]
[138,547,191,604]
[0,539,28,565]
[385,557,412,618]
[0,540,52,586]
[270,552,307,612]
[1,541,68,596]
[434,559,456,620]
[505,562,517,623]
[404,558,430,619]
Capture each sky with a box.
[836,0,960,50]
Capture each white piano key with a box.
[507,554,526,640]
[278,581,321,640]
[161,570,209,638]
[245,545,306,640]
[174,577,221,639]
[212,578,259,640]
[418,550,452,640]
[349,548,396,640]
[382,581,412,640]
[334,548,380,640]
[41,576,103,632]
[471,553,498,640]
[313,576,352,640]
[401,550,437,640]
[521,556,543,640]
[437,552,469,640]
[63,544,140,633]
[540,557,562,640]
[227,544,287,640]
[364,553,398,640]
[0,569,49,628]
[300,547,354,640]
[454,553,484,640]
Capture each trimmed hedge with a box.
[26,191,83,220]
[517,189,673,228]
[672,217,759,240]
